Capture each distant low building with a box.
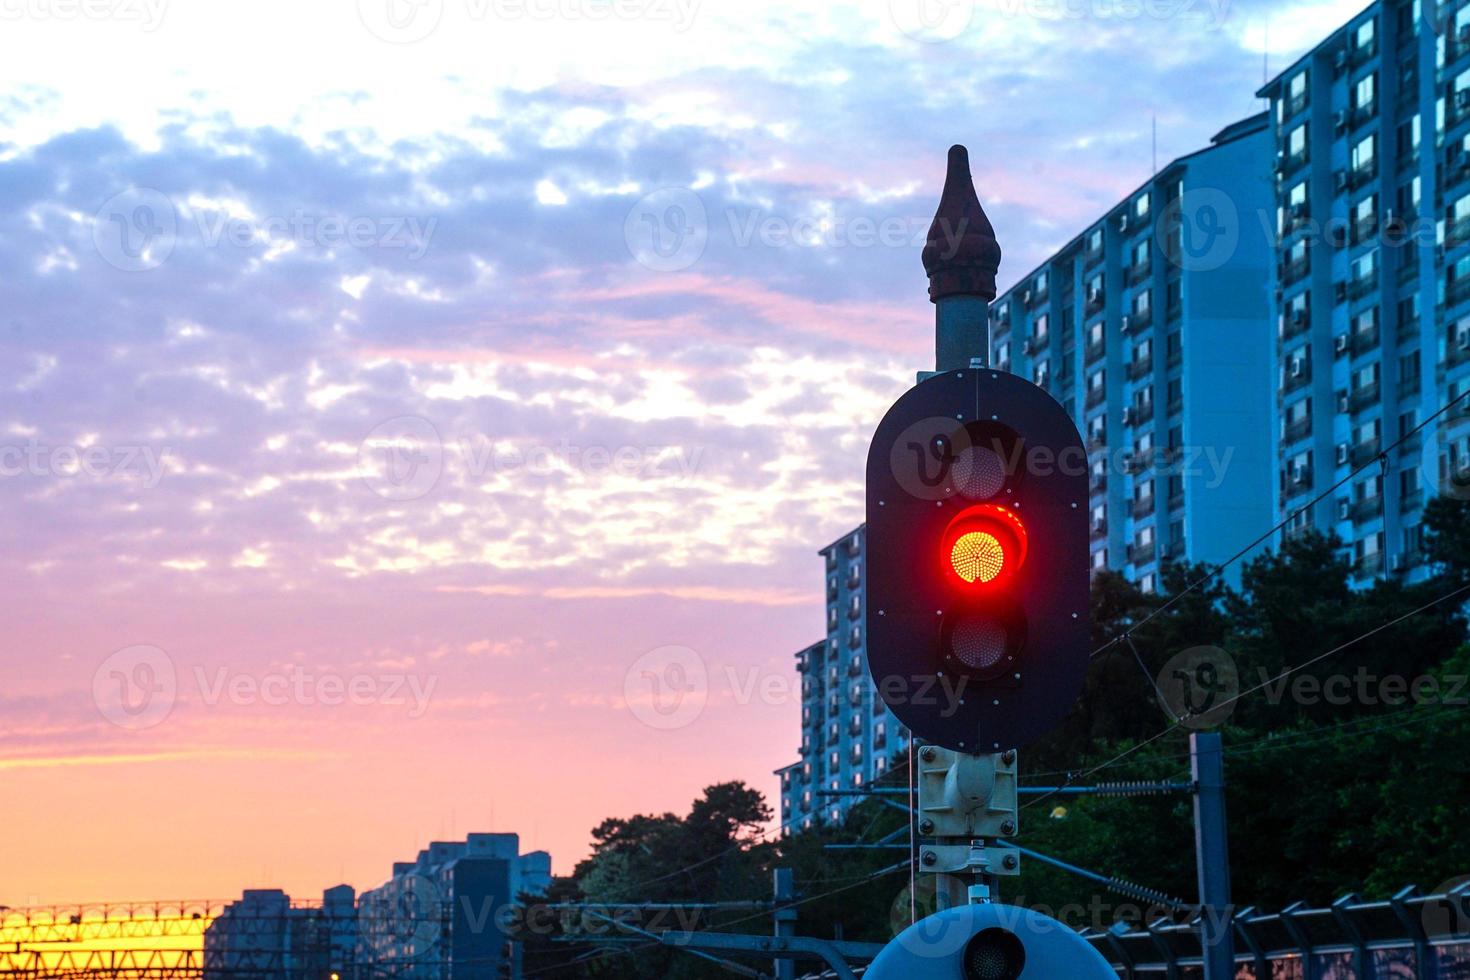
[203,885,356,980]
[356,833,551,980]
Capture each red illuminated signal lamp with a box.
[939,504,1029,591]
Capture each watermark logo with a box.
[623,645,708,730]
[1424,875,1470,937]
[889,0,973,42]
[358,416,445,501]
[0,0,168,31]
[93,644,177,730]
[0,441,169,487]
[1156,646,1238,728]
[1424,452,1470,503]
[357,0,445,42]
[625,187,708,272]
[1159,188,1238,272]
[93,189,177,272]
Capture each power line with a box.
[1090,386,1470,662]
[1023,579,1470,814]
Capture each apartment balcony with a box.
[1279,310,1311,341]
[1282,366,1313,394]
[1346,160,1378,191]
[1401,374,1421,397]
[1090,519,1108,540]
[1448,277,1470,309]
[1283,416,1312,444]
[1448,217,1470,250]
[1349,37,1377,67]
[1167,396,1183,418]
[1349,381,1380,412]
[1132,495,1156,519]
[1445,152,1470,191]
[1090,471,1108,493]
[1401,489,1425,513]
[1282,204,1312,237]
[1448,328,1470,366]
[1286,467,1313,493]
[1084,338,1106,364]
[1126,355,1154,381]
[1084,291,1106,316]
[1447,24,1470,65]
[1350,213,1379,246]
[1350,437,1383,467]
[1129,541,1156,566]
[1023,333,1050,356]
[1027,287,1050,309]
[1355,550,1385,577]
[1125,261,1151,287]
[1348,100,1377,130]
[1349,494,1384,523]
[1123,307,1152,334]
[1087,431,1107,451]
[1166,298,1182,324]
[991,314,1011,336]
[1276,149,1309,179]
[1343,275,1376,303]
[1349,324,1380,356]
[1083,243,1104,269]
[1280,255,1310,286]
[1283,91,1309,120]
[1085,386,1106,409]
[1123,401,1154,427]
[1449,89,1470,129]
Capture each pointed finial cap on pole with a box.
[921,144,1001,303]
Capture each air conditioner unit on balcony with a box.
[1121,313,1131,330]
[1338,498,1351,520]
[1389,553,1405,572]
[1336,443,1350,465]
[1273,152,1287,174]
[1334,109,1348,132]
[1334,48,1348,71]
[1290,357,1305,377]
[1091,517,1106,533]
[1335,333,1350,354]
[1122,407,1135,424]
[1022,338,1035,355]
[1334,170,1349,193]
[1022,288,1032,304]
[1337,389,1350,412]
[1119,212,1130,232]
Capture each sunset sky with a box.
[1,0,1362,903]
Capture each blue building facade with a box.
[989,115,1278,591]
[1259,0,1470,582]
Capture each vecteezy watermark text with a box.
[0,0,167,30]
[0,441,169,487]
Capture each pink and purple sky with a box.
[1,0,1358,903]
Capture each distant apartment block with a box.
[203,885,356,980]
[777,526,910,830]
[356,833,551,980]
[1258,0,1470,581]
[990,114,1278,591]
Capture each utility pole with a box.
[1192,732,1235,979]
[773,868,796,980]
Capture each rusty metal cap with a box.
[921,144,1001,303]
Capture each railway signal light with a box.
[865,367,1090,753]
[865,144,1090,754]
